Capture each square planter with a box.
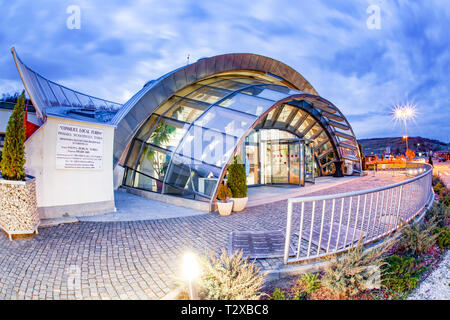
[0,175,40,240]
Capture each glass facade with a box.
[12,49,361,203]
[122,75,361,201]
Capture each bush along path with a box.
[261,174,449,300]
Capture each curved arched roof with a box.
[112,53,320,165]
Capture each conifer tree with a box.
[0,91,26,180]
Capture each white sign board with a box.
[56,124,103,169]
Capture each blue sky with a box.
[0,0,449,142]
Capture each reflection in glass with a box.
[219,92,274,116]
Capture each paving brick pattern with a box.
[0,173,412,300]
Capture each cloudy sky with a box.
[0,0,449,142]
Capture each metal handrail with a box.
[283,163,433,264]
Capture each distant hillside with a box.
[358,137,450,156]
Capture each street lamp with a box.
[393,103,417,153]
[182,252,200,300]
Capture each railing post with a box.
[296,202,305,259]
[395,185,403,229]
[306,201,316,258]
[284,201,293,264]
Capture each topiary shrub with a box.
[217,183,232,202]
[198,249,265,300]
[0,91,26,180]
[227,155,247,198]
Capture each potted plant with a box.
[0,91,39,240]
[217,183,233,216]
[227,155,248,212]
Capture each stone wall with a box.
[0,176,39,239]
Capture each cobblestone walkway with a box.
[0,173,408,300]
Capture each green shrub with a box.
[297,273,321,295]
[433,182,445,195]
[382,255,426,295]
[426,203,450,228]
[435,226,450,250]
[399,219,439,256]
[271,288,289,300]
[321,240,391,298]
[442,195,450,207]
[0,91,26,180]
[198,249,265,300]
[227,155,247,198]
[217,183,232,202]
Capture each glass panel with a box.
[261,84,299,96]
[125,139,143,167]
[228,77,265,85]
[219,92,274,116]
[174,83,203,97]
[241,85,290,101]
[48,82,70,107]
[318,142,333,158]
[287,109,305,131]
[289,142,300,184]
[245,144,259,185]
[161,98,208,123]
[146,118,188,152]
[91,97,109,110]
[131,170,159,192]
[75,93,95,109]
[25,72,47,111]
[273,105,296,128]
[194,106,256,137]
[136,144,171,181]
[186,86,230,104]
[320,151,335,166]
[304,123,322,139]
[178,125,237,167]
[164,154,221,197]
[153,96,181,116]
[296,116,315,136]
[314,131,329,148]
[305,142,315,183]
[36,76,59,107]
[208,79,249,91]
[270,142,289,183]
[123,167,134,187]
[136,114,159,140]
[61,87,82,108]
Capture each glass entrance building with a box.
[12,51,361,208]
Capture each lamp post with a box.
[182,252,200,300]
[393,103,416,154]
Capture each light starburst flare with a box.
[392,102,417,121]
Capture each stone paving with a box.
[0,172,410,300]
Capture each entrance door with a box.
[304,141,315,184]
[270,142,289,183]
[289,142,300,184]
